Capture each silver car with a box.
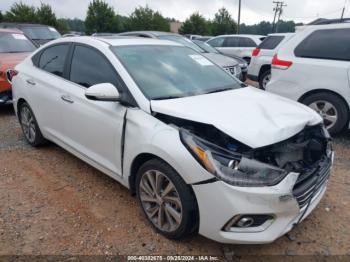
[117,31,242,80]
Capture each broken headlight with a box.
[180,130,288,187]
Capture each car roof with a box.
[0,28,23,34]
[296,22,350,32]
[0,22,51,27]
[267,33,295,36]
[49,36,183,47]
[215,34,266,38]
[119,31,179,37]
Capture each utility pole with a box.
[272,1,287,33]
[341,7,345,20]
[237,0,241,34]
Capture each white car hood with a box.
[151,87,322,148]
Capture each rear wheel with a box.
[18,102,47,146]
[136,159,198,239]
[302,92,349,135]
[259,69,271,90]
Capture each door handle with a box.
[61,95,74,104]
[26,79,36,85]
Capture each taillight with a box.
[271,54,293,70]
[6,69,18,84]
[252,48,261,57]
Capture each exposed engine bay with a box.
[154,112,331,176]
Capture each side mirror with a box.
[85,83,120,101]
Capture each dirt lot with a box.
[0,103,350,258]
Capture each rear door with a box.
[26,43,71,139]
[217,36,240,57]
[56,44,127,176]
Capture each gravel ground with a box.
[0,102,350,258]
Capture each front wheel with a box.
[302,92,349,135]
[136,159,198,239]
[18,102,47,146]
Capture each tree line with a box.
[0,0,300,35]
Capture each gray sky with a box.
[0,0,349,25]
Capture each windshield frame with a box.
[111,44,242,101]
[193,40,219,54]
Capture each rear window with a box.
[0,32,36,53]
[295,29,350,61]
[258,36,285,50]
[21,26,61,40]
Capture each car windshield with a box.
[112,45,241,100]
[21,26,61,40]
[193,40,219,53]
[157,35,205,53]
[0,32,36,53]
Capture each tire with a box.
[243,57,251,65]
[301,92,349,135]
[136,158,198,239]
[259,69,271,90]
[18,101,47,146]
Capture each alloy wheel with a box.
[309,100,338,130]
[139,170,183,232]
[20,106,36,143]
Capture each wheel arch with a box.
[128,152,199,203]
[258,64,271,80]
[16,98,27,118]
[298,89,350,128]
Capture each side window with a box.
[69,45,121,89]
[239,37,257,47]
[38,44,69,77]
[224,37,240,47]
[295,28,350,61]
[207,37,225,47]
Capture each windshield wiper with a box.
[152,95,184,100]
[204,87,234,95]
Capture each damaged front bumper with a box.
[192,153,333,244]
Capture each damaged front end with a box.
[155,113,333,191]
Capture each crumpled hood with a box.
[202,53,238,67]
[151,87,322,148]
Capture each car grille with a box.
[225,66,241,76]
[292,157,331,209]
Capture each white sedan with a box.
[11,36,333,244]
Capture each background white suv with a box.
[266,23,350,134]
[248,33,295,89]
[206,34,265,64]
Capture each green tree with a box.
[240,20,298,35]
[125,6,169,31]
[0,11,3,22]
[85,0,119,34]
[36,3,57,27]
[59,18,87,33]
[179,13,210,35]
[4,2,37,22]
[275,20,297,33]
[56,18,70,34]
[211,8,237,35]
